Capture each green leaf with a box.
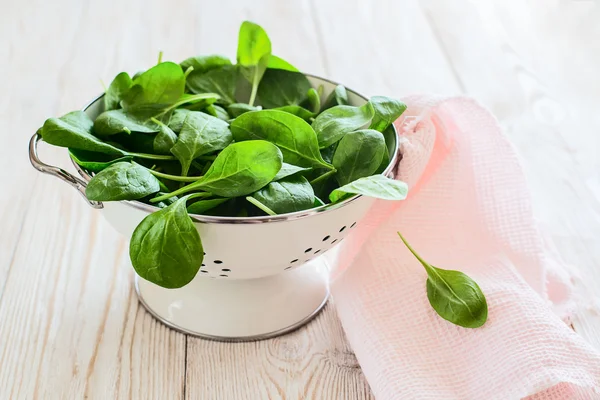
[85,162,161,201]
[332,129,386,186]
[167,109,192,132]
[273,162,311,181]
[237,21,272,105]
[204,104,230,121]
[313,102,375,148]
[151,140,282,201]
[273,105,315,121]
[256,69,311,109]
[122,62,186,110]
[93,109,158,136]
[180,55,232,74]
[397,232,488,329]
[304,87,321,114]
[186,65,238,105]
[151,118,178,155]
[170,111,233,176]
[321,84,349,111]
[376,124,396,174]
[230,110,333,170]
[130,196,203,289]
[69,149,133,173]
[369,96,407,132]
[252,175,314,214]
[187,198,228,214]
[227,103,261,118]
[104,72,133,111]
[267,55,299,72]
[40,111,126,156]
[329,174,408,203]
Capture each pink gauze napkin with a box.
[330,95,600,399]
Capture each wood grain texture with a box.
[0,0,598,398]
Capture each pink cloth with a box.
[331,96,600,399]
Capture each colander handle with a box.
[28,133,103,209]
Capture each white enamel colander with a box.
[29,75,399,341]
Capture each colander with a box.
[29,75,399,341]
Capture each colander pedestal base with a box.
[135,258,330,341]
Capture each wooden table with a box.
[2,0,599,398]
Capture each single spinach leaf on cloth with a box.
[313,102,375,148]
[332,129,386,186]
[273,162,310,181]
[204,105,230,121]
[237,21,272,105]
[150,118,178,155]
[267,55,299,72]
[151,140,282,201]
[121,62,186,110]
[329,174,408,203]
[256,69,311,109]
[93,109,158,136]
[252,175,314,214]
[130,195,203,289]
[322,84,349,111]
[186,65,238,105]
[187,198,228,214]
[40,111,126,156]
[230,110,334,170]
[180,55,231,74]
[85,162,161,201]
[170,111,233,176]
[397,233,488,328]
[69,149,133,173]
[104,72,133,111]
[369,96,407,132]
[228,103,261,118]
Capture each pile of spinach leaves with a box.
[38,21,488,328]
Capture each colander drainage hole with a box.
[322,235,330,241]
[201,270,208,273]
[214,260,223,264]
[351,222,357,228]
[314,249,321,254]
[290,259,299,263]
[339,226,346,232]
[284,266,292,270]
[221,268,231,272]
[304,248,313,253]
[219,274,228,278]
[331,239,338,244]
[201,263,205,267]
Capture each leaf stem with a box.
[155,93,221,118]
[245,196,276,216]
[128,152,177,161]
[397,232,434,273]
[151,189,210,203]
[158,51,163,64]
[310,168,337,186]
[144,166,203,182]
[183,66,194,79]
[248,68,259,106]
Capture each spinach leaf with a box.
[329,174,408,203]
[170,112,233,176]
[273,162,310,181]
[369,96,407,132]
[151,140,282,201]
[252,175,314,214]
[304,87,320,114]
[180,55,232,74]
[93,109,158,136]
[40,111,127,156]
[376,124,396,174]
[273,105,314,121]
[227,103,260,118]
[397,232,488,328]
[322,84,349,110]
[267,55,299,72]
[150,118,178,155]
[104,72,133,111]
[332,129,386,186]
[313,102,375,148]
[69,149,133,173]
[313,196,326,207]
[204,104,230,121]
[256,69,311,109]
[122,62,186,110]
[186,65,238,105]
[237,21,272,105]
[167,109,192,132]
[130,195,203,289]
[187,198,228,214]
[85,161,161,201]
[230,110,334,170]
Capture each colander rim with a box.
[73,73,400,224]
